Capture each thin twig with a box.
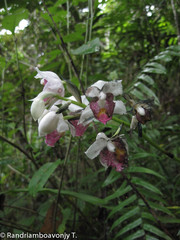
[41,0,85,94]
[170,0,180,45]
[72,138,80,229]
[0,135,39,169]
[53,135,72,232]
[122,172,175,240]
[14,36,27,140]
[0,219,36,233]
[7,164,30,181]
[3,204,40,215]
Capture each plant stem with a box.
[170,0,180,45]
[72,138,80,230]
[14,36,27,141]
[0,135,39,168]
[42,0,85,94]
[122,172,175,240]
[53,135,72,232]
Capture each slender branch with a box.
[64,195,99,234]
[41,0,85,94]
[3,204,39,215]
[66,0,72,80]
[170,0,180,45]
[0,135,39,169]
[53,135,72,232]
[0,219,36,234]
[72,138,80,229]
[7,164,30,181]
[14,36,27,140]
[122,172,175,240]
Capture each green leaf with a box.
[28,160,61,197]
[131,88,145,99]
[105,185,132,202]
[102,170,121,187]
[65,80,82,103]
[158,216,180,224]
[131,152,156,160]
[124,230,145,240]
[57,208,71,233]
[145,62,166,74]
[108,194,137,218]
[60,190,108,206]
[114,218,142,239]
[127,167,165,180]
[141,212,155,222]
[71,38,100,55]
[142,67,166,74]
[131,177,163,195]
[154,52,172,62]
[139,200,174,216]
[111,206,140,231]
[146,235,159,240]
[136,82,159,104]
[138,74,154,85]
[143,224,171,240]
[2,8,29,33]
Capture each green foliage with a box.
[2,8,29,34]
[28,160,61,197]
[71,38,101,55]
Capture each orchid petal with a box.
[114,100,127,115]
[45,130,61,147]
[85,138,107,159]
[30,98,45,121]
[91,80,106,90]
[136,106,145,116]
[67,95,89,112]
[70,120,88,136]
[57,117,69,133]
[103,80,123,96]
[38,111,59,137]
[130,116,138,130]
[35,67,61,83]
[107,141,115,152]
[86,86,100,98]
[79,105,94,125]
[96,132,108,140]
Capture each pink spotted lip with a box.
[90,93,115,124]
[70,120,88,136]
[45,130,61,147]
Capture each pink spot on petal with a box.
[70,120,88,136]
[98,113,112,125]
[45,130,62,147]
[90,93,115,124]
[44,79,48,85]
[100,138,128,172]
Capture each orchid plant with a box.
[30,68,152,171]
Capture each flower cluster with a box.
[30,68,152,172]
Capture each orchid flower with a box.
[130,100,152,131]
[30,68,65,121]
[63,95,90,136]
[38,106,75,147]
[35,67,65,97]
[81,80,126,125]
[85,132,128,172]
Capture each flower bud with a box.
[38,111,59,137]
[30,98,45,121]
